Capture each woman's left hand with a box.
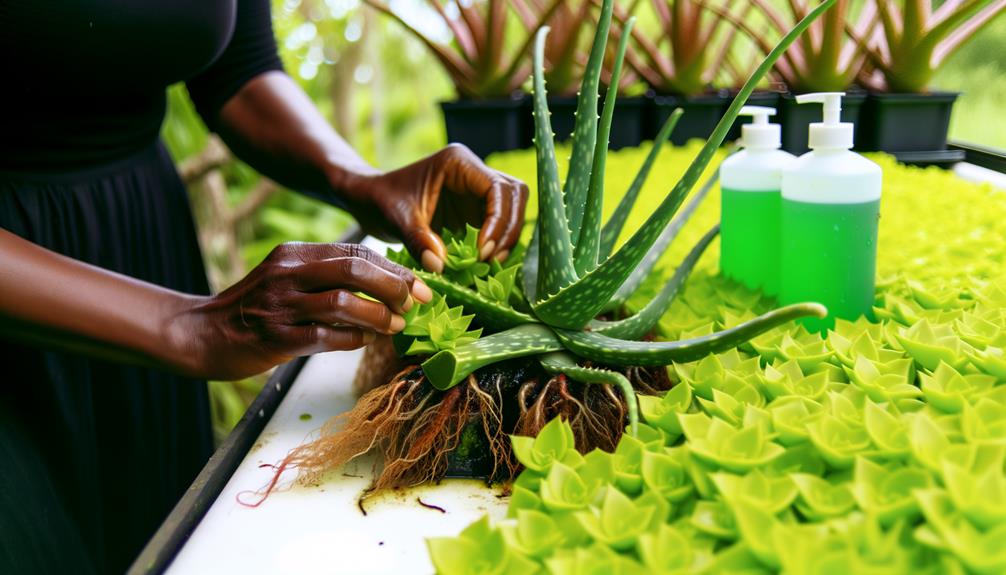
[344,144,529,272]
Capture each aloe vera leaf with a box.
[593,224,719,339]
[521,225,540,302]
[573,16,635,276]
[603,169,719,313]
[531,0,838,330]
[555,303,827,366]
[530,27,579,299]
[422,324,563,390]
[563,0,615,245]
[416,271,537,331]
[598,108,683,260]
[539,352,638,436]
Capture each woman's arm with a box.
[184,0,527,270]
[209,72,528,272]
[0,228,430,380]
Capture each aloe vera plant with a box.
[411,0,831,421]
[364,0,564,98]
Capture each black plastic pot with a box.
[606,95,647,150]
[649,92,729,146]
[440,95,528,159]
[858,91,959,153]
[725,91,782,143]
[778,90,866,155]
[525,94,647,149]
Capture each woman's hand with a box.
[344,144,529,272]
[168,242,432,380]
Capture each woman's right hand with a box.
[168,242,432,380]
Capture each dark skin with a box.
[0,72,529,380]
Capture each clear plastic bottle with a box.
[780,93,882,332]
[720,106,796,296]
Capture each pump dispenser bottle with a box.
[780,93,882,331]
[720,106,795,296]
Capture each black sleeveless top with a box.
[0,2,285,573]
[0,0,283,170]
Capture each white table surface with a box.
[168,284,508,574]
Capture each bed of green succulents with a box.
[423,144,1006,574]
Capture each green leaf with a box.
[401,294,482,356]
[555,303,827,366]
[502,509,564,559]
[863,400,910,458]
[510,416,578,473]
[528,0,839,329]
[529,26,578,299]
[442,225,492,286]
[969,346,1006,379]
[685,415,785,473]
[851,457,930,526]
[960,398,1006,444]
[611,434,646,496]
[539,462,595,512]
[806,415,872,470]
[941,446,1006,529]
[791,473,855,521]
[712,469,797,515]
[417,271,536,331]
[641,449,693,503]
[573,16,635,276]
[728,498,782,569]
[758,359,830,401]
[893,318,972,372]
[637,381,692,438]
[690,499,738,540]
[422,324,563,389]
[920,361,997,413]
[637,524,707,574]
[561,0,614,247]
[576,487,655,551]
[768,396,823,446]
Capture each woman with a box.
[0,1,528,573]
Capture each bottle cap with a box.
[795,92,854,150]
[737,106,781,149]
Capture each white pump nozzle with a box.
[795,92,854,150]
[737,106,780,149]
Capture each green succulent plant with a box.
[427,515,538,575]
[575,487,655,551]
[511,416,583,474]
[395,0,833,439]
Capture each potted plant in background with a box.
[364,0,563,157]
[720,0,878,154]
[613,0,744,145]
[851,0,1006,157]
[513,0,593,142]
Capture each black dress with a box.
[0,1,283,573]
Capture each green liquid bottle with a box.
[779,93,882,332]
[720,106,795,296]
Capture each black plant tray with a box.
[441,95,528,158]
[779,90,867,155]
[859,91,959,153]
[650,92,728,146]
